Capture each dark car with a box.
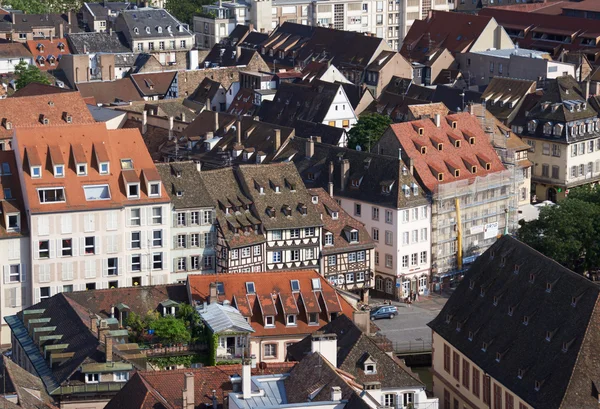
[370,305,398,320]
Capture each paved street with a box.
[370,293,451,350]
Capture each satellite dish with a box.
[356,145,362,151]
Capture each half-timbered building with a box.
[308,188,375,299]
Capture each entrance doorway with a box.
[547,187,557,202]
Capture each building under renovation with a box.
[375,111,519,287]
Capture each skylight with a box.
[120,159,133,169]
[216,282,224,295]
[83,185,111,201]
[311,278,321,290]
[246,282,255,294]
[291,280,300,292]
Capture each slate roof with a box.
[308,188,374,254]
[63,284,189,320]
[2,356,58,409]
[104,364,296,409]
[400,11,495,60]
[236,162,323,230]
[366,91,429,122]
[202,45,260,68]
[156,162,213,209]
[83,2,130,19]
[482,77,536,124]
[189,77,222,104]
[428,235,600,409]
[385,112,506,192]
[385,76,412,95]
[274,137,428,209]
[432,85,482,113]
[10,13,80,34]
[287,315,424,389]
[227,24,250,46]
[258,80,341,127]
[187,270,355,337]
[117,9,192,40]
[293,120,346,146]
[199,302,255,334]
[76,78,144,105]
[66,32,130,54]
[130,71,177,97]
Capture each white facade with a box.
[0,56,33,74]
[0,236,29,345]
[337,197,432,297]
[323,85,358,131]
[30,205,171,304]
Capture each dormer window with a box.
[471,165,477,174]
[529,273,535,283]
[325,232,334,246]
[311,196,318,204]
[517,369,524,379]
[421,146,427,154]
[418,127,424,135]
[364,363,376,374]
[481,342,488,352]
[534,380,542,391]
[493,296,499,306]
[77,163,87,176]
[265,315,275,327]
[99,162,109,175]
[290,279,300,292]
[287,314,296,326]
[331,211,338,220]
[31,166,41,178]
[451,121,457,129]
[350,231,358,243]
[148,182,161,197]
[495,352,501,362]
[134,27,139,34]
[468,331,474,341]
[508,306,514,316]
[469,280,475,290]
[145,26,151,34]
[6,213,19,232]
[246,282,255,294]
[128,183,140,199]
[157,26,163,33]
[351,178,361,188]
[455,140,461,148]
[54,164,64,177]
[546,282,552,293]
[545,331,552,342]
[485,163,491,171]
[120,159,133,170]
[523,315,529,326]
[437,143,443,151]
[438,173,444,181]
[469,137,475,145]
[37,43,44,52]
[454,169,460,177]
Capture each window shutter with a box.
[95,237,101,255]
[34,288,40,304]
[141,254,148,272]
[8,241,14,260]
[126,209,131,228]
[172,212,177,228]
[20,264,26,282]
[80,237,85,256]
[14,241,20,260]
[140,208,146,226]
[141,275,148,286]
[141,231,147,249]
[38,216,49,236]
[102,259,108,277]
[173,234,177,249]
[147,208,153,225]
[14,287,21,308]
[4,289,11,308]
[33,241,39,260]
[49,240,56,259]
[61,215,72,234]
[118,257,124,275]
[3,265,9,284]
[72,238,78,257]
[173,257,177,273]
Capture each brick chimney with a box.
[183,373,195,409]
[105,334,113,362]
[340,159,350,191]
[236,120,242,145]
[352,310,370,335]
[274,129,281,151]
[90,314,97,334]
[209,282,218,304]
[142,110,148,134]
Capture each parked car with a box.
[370,305,398,320]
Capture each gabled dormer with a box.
[254,180,265,194]
[26,146,42,179]
[122,170,140,199]
[380,180,394,194]
[362,354,377,374]
[270,180,281,193]
[6,212,20,232]
[142,168,162,198]
[297,203,307,215]
[48,145,65,178]
[343,226,359,243]
[71,144,87,176]
[282,204,292,217]
[93,143,110,175]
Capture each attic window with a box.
[456,322,462,332]
[454,169,460,177]
[364,363,376,374]
[438,143,443,151]
[485,163,491,171]
[495,352,501,362]
[455,140,461,148]
[481,342,488,352]
[351,178,361,188]
[514,264,520,274]
[331,212,339,220]
[529,273,535,283]
[311,278,321,290]
[480,287,485,297]
[134,27,139,34]
[534,381,542,392]
[508,306,514,316]
[469,137,475,145]
[290,279,300,292]
[311,196,318,204]
[493,296,499,306]
[500,256,506,267]
[437,173,444,181]
[561,341,570,353]
[451,121,457,129]
[523,315,529,326]
[421,146,427,154]
[468,331,473,341]
[120,159,133,170]
[246,282,255,294]
[418,127,424,136]
[445,314,452,324]
[545,282,552,293]
[145,26,151,34]
[471,166,477,174]
[545,331,552,342]
[469,280,474,290]
[517,369,524,379]
[571,296,578,307]
[77,164,87,176]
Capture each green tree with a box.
[151,315,191,345]
[3,0,49,14]
[518,197,600,272]
[14,61,51,90]
[165,0,210,25]
[347,113,392,151]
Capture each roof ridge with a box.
[139,372,174,409]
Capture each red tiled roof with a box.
[25,38,71,71]
[131,72,177,97]
[105,363,297,409]
[388,112,506,192]
[14,123,169,214]
[0,151,27,239]
[187,270,355,337]
[0,91,94,141]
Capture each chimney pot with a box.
[236,120,242,145]
[311,333,337,367]
[169,116,174,140]
[434,113,441,127]
[331,386,342,401]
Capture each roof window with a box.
[216,282,224,295]
[245,282,255,294]
[120,159,133,170]
[291,280,300,292]
[451,121,457,129]
[545,282,552,293]
[421,146,427,154]
[311,278,321,290]
[455,140,461,148]
[469,137,475,145]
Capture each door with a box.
[402,280,410,298]
[547,187,557,203]
[226,337,235,355]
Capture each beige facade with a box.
[250,336,304,362]
[432,331,531,409]
[0,236,29,346]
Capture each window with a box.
[77,164,87,176]
[402,232,409,245]
[254,245,261,256]
[372,228,379,241]
[177,234,186,248]
[383,394,395,407]
[130,208,141,226]
[131,254,141,272]
[61,239,72,257]
[153,230,162,247]
[372,207,379,220]
[385,230,393,246]
[506,393,514,409]
[354,203,361,216]
[152,207,163,224]
[83,185,110,201]
[99,162,109,175]
[346,273,354,283]
[85,373,99,384]
[128,183,140,198]
[152,252,163,270]
[85,237,95,254]
[290,228,300,239]
[542,164,549,178]
[385,254,393,268]
[452,351,460,380]
[38,188,65,203]
[7,214,18,231]
[483,375,491,404]
[287,314,296,325]
[54,165,64,177]
[411,253,418,266]
[203,256,213,269]
[7,265,19,282]
[264,343,277,357]
[402,255,409,268]
[328,255,337,266]
[290,249,300,262]
[180,40,186,48]
[177,212,186,226]
[38,240,49,258]
[272,251,282,263]
[191,211,199,225]
[114,372,129,382]
[385,210,393,224]
[177,257,186,271]
[191,233,199,247]
[473,368,480,398]
[420,251,427,264]
[308,312,319,325]
[272,230,282,240]
[325,233,334,246]
[265,316,275,327]
[107,257,118,276]
[462,360,470,390]
[494,384,502,409]
[552,144,561,157]
[231,249,239,260]
[305,227,315,237]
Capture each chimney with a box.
[206,97,212,112]
[90,314,97,334]
[236,120,242,145]
[340,159,350,191]
[11,13,16,24]
[305,136,314,158]
[434,113,441,127]
[214,112,219,131]
[329,161,334,182]
[408,158,414,175]
[195,161,201,172]
[183,373,195,409]
[50,32,53,43]
[328,182,334,197]
[169,116,174,140]
[585,80,591,100]
[109,27,113,36]
[352,310,370,335]
[249,23,254,31]
[142,110,148,134]
[242,358,252,399]
[181,112,186,122]
[469,104,475,115]
[83,43,87,54]
[236,45,241,61]
[209,282,218,304]
[67,11,72,25]
[330,386,342,401]
[274,129,281,151]
[110,305,115,318]
[105,334,113,362]
[311,332,337,367]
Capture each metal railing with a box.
[393,340,432,355]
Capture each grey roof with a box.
[472,47,550,59]
[273,137,429,209]
[481,77,536,123]
[118,9,191,39]
[428,235,600,409]
[199,302,254,334]
[155,161,214,209]
[231,376,287,409]
[84,2,131,19]
[66,32,130,54]
[288,315,424,389]
[87,104,127,122]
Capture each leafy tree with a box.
[3,0,49,14]
[14,61,51,90]
[518,197,600,272]
[151,315,191,345]
[165,0,211,25]
[347,113,392,151]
